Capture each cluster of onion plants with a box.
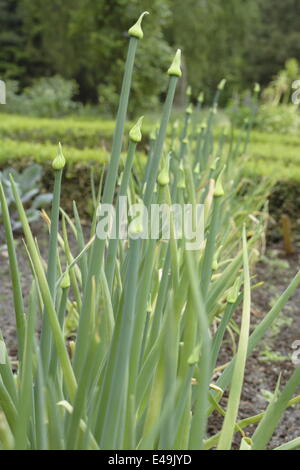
[1,13,300,450]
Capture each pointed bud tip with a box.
[218,78,227,91]
[168,49,182,77]
[210,157,217,171]
[129,116,144,143]
[150,128,157,140]
[198,91,204,103]
[186,104,193,115]
[227,277,240,304]
[254,83,261,94]
[52,142,66,170]
[193,162,200,175]
[186,85,192,96]
[128,11,149,39]
[150,130,156,140]
[157,154,170,186]
[60,271,71,289]
[214,166,226,197]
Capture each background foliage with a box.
[1,0,300,114]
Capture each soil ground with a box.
[208,246,300,449]
[1,221,300,449]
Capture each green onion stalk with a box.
[73,12,149,378]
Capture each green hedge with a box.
[0,138,108,166]
[1,137,299,182]
[1,112,300,182]
[250,130,300,148]
[1,112,300,149]
[0,138,147,183]
[244,138,300,181]
[0,113,152,148]
[244,158,300,181]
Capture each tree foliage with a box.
[0,0,300,111]
[0,0,27,79]
[245,0,300,87]
[166,0,260,100]
[18,0,172,114]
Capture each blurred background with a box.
[1,0,300,117]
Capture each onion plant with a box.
[1,12,300,450]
